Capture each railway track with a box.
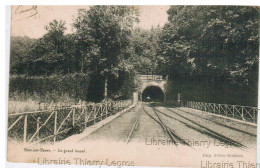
[126,106,143,144]
[175,108,257,137]
[143,105,190,146]
[125,103,248,149]
[154,107,246,149]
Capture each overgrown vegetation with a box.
[9,73,90,102]
[9,6,259,106]
[158,6,259,106]
[10,6,140,103]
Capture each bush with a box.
[9,73,90,103]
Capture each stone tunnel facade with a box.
[139,75,167,101]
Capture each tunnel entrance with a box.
[142,86,164,102]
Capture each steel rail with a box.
[126,106,143,144]
[143,106,184,145]
[157,107,246,149]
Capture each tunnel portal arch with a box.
[139,75,167,102]
[142,85,165,102]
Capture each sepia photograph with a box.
[7,5,259,167]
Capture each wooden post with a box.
[100,105,103,120]
[72,108,75,127]
[23,115,28,145]
[54,111,58,143]
[94,106,96,124]
[85,107,88,128]
[36,117,41,141]
[105,103,108,118]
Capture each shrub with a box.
[9,73,90,103]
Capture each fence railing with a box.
[186,101,258,124]
[8,100,132,144]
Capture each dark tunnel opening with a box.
[142,86,164,102]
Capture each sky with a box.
[11,5,170,39]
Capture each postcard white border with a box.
[2,1,260,168]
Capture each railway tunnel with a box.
[142,86,165,102]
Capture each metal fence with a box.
[8,100,132,144]
[186,101,258,124]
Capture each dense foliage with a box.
[158,6,259,106]
[127,27,161,74]
[10,6,140,102]
[9,73,90,102]
[73,6,139,76]
[9,6,259,106]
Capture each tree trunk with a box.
[104,77,108,101]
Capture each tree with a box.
[10,36,36,75]
[73,6,139,99]
[158,6,259,106]
[126,27,162,75]
[28,19,68,75]
[159,6,259,84]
